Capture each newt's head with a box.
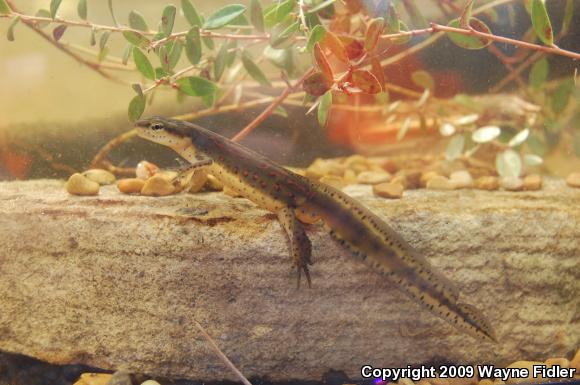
[135,116,192,150]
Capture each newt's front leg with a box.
[277,207,313,288]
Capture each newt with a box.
[135,116,496,342]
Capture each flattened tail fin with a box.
[456,302,498,343]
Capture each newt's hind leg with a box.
[277,207,313,288]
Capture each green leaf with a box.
[99,31,111,50]
[159,45,171,74]
[317,90,332,127]
[122,30,150,48]
[108,0,118,26]
[133,47,155,80]
[411,70,434,90]
[131,83,143,96]
[90,26,96,46]
[531,0,553,46]
[176,76,217,96]
[161,5,176,37]
[203,4,246,30]
[241,51,271,87]
[446,17,492,50]
[168,40,183,69]
[98,47,109,62]
[52,24,67,41]
[185,27,202,65]
[551,79,574,114]
[263,0,295,28]
[226,40,238,66]
[307,0,336,14]
[472,125,500,143]
[270,21,300,48]
[273,106,288,118]
[385,3,400,33]
[213,41,229,81]
[77,0,87,20]
[445,134,465,161]
[562,0,573,35]
[0,0,10,15]
[250,0,264,32]
[392,21,411,45]
[128,94,146,122]
[307,25,326,52]
[523,154,543,166]
[529,58,548,89]
[181,0,202,26]
[35,9,51,29]
[401,0,427,28]
[6,16,19,41]
[122,44,132,65]
[496,149,521,178]
[508,128,530,147]
[50,0,62,19]
[128,10,148,31]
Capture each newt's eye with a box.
[151,123,164,130]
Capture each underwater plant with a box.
[0,0,577,177]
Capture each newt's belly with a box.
[209,163,286,212]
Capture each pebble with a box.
[475,176,499,191]
[141,381,162,385]
[398,169,422,189]
[478,380,494,385]
[426,175,456,190]
[189,170,208,193]
[117,178,145,194]
[82,169,116,185]
[391,174,408,189]
[420,171,440,187]
[545,357,569,368]
[357,171,391,184]
[343,169,358,185]
[136,161,159,180]
[450,170,473,189]
[141,175,175,196]
[523,174,542,191]
[373,182,404,199]
[320,175,346,189]
[73,373,112,385]
[505,361,544,384]
[501,176,524,191]
[66,173,100,196]
[565,172,580,188]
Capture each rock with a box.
[391,175,409,189]
[505,361,543,384]
[426,175,455,190]
[136,161,159,180]
[501,177,524,191]
[0,179,578,381]
[565,172,580,188]
[66,173,100,196]
[320,175,346,190]
[475,176,499,191]
[117,178,145,194]
[523,174,542,191]
[373,182,404,199]
[396,169,422,189]
[450,170,473,189]
[189,170,208,193]
[140,176,175,196]
[356,171,391,184]
[478,380,494,385]
[73,373,113,385]
[82,169,116,185]
[382,159,398,174]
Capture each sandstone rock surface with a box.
[0,180,578,381]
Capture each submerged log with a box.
[0,179,578,380]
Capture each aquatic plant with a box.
[0,0,577,176]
